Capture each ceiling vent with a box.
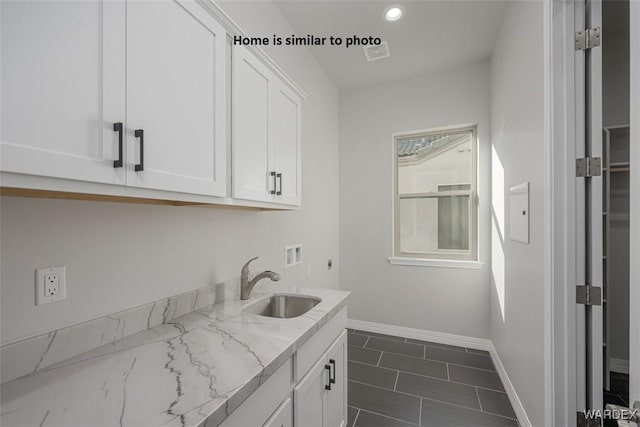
[363,41,390,62]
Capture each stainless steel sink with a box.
[243,295,321,318]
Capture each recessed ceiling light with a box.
[384,5,404,22]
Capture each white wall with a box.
[489,2,546,425]
[339,61,491,339]
[0,0,340,345]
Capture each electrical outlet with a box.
[44,273,59,296]
[36,266,66,305]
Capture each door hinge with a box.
[576,285,602,306]
[576,157,602,177]
[575,27,601,50]
[577,411,601,427]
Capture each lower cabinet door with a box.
[294,351,329,427]
[294,331,347,427]
[264,398,292,427]
[325,331,347,427]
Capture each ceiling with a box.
[273,0,509,90]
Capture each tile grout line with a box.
[444,361,496,373]
[354,330,484,355]
[475,385,511,395]
[351,359,448,383]
[349,379,480,414]
[393,370,399,391]
[419,397,423,426]
[354,407,420,427]
[349,355,502,386]
[350,380,517,424]
[447,379,505,393]
[351,346,495,372]
[475,386,483,412]
[350,378,517,422]
[346,358,382,369]
[352,408,360,427]
[349,379,428,400]
[423,344,426,359]
[421,395,519,422]
[356,364,447,385]
[355,331,405,343]
[482,408,520,421]
[376,350,383,367]
[350,359,394,370]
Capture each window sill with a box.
[387,257,485,270]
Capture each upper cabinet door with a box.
[231,46,274,203]
[125,0,227,196]
[271,82,302,206]
[232,46,303,206]
[0,0,126,184]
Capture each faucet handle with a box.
[241,257,259,277]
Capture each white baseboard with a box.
[609,358,629,374]
[347,319,531,427]
[487,341,532,427]
[347,319,492,351]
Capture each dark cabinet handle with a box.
[276,173,282,196]
[270,171,277,195]
[329,359,336,384]
[324,364,332,390]
[134,129,144,172]
[113,122,123,168]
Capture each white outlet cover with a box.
[36,266,66,305]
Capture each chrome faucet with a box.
[241,257,280,300]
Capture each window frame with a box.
[392,125,478,261]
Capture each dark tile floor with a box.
[604,372,630,427]
[346,329,520,427]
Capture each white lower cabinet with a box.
[325,332,348,427]
[219,358,293,427]
[264,398,293,427]
[220,308,347,427]
[294,331,347,427]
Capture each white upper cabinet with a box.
[1,0,226,198]
[1,0,302,208]
[232,46,303,206]
[232,46,273,203]
[125,0,226,196]
[271,82,302,206]
[0,0,126,184]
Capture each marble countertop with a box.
[0,284,350,427]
